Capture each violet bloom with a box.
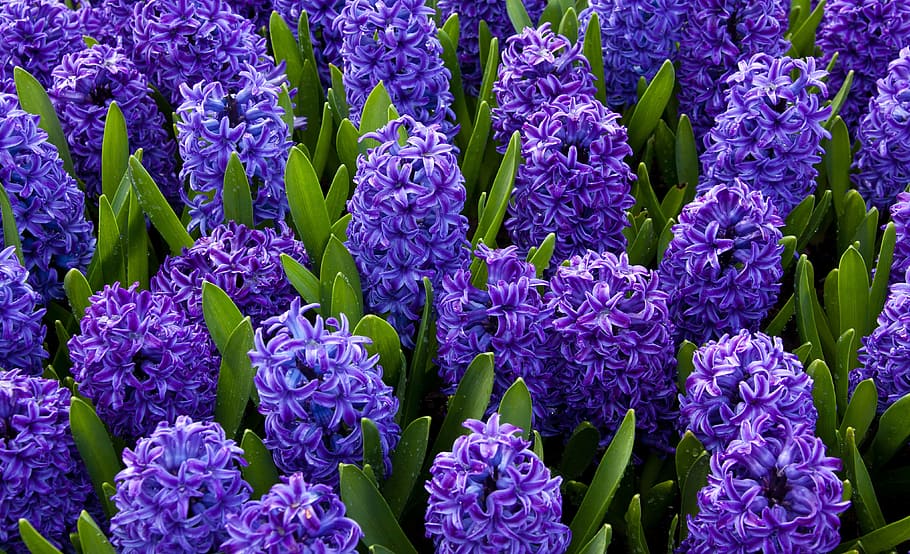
[854,47,910,211]
[222,473,362,553]
[699,54,831,216]
[681,417,848,554]
[49,44,179,202]
[679,330,817,452]
[891,191,910,284]
[0,370,92,554]
[508,94,635,265]
[151,222,308,329]
[110,416,251,553]
[817,0,910,130]
[0,246,46,375]
[658,180,784,345]
[76,0,140,51]
[346,116,470,347]
[226,0,272,27]
[425,414,571,553]
[677,0,789,139]
[176,66,292,233]
[68,283,220,441]
[492,24,596,150]
[579,0,687,107]
[250,299,400,486]
[0,93,95,302]
[547,251,678,450]
[273,0,345,84]
[335,0,454,132]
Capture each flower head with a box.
[75,0,140,52]
[0,369,92,553]
[508,94,634,265]
[176,66,292,233]
[151,222,308,329]
[222,473,362,553]
[425,414,570,553]
[346,116,470,347]
[49,44,179,202]
[110,416,251,553]
[658,180,784,345]
[0,93,95,302]
[273,0,345,84]
[546,251,678,450]
[68,283,220,441]
[0,246,46,374]
[891,191,910,283]
[679,330,817,452]
[226,0,272,27]
[699,54,831,216]
[677,0,789,139]
[854,280,910,412]
[251,299,400,485]
[854,47,910,211]
[493,24,596,149]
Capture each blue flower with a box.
[853,279,910,412]
[346,116,470,347]
[0,246,46,374]
[250,299,400,486]
[75,0,139,52]
[425,414,571,553]
[273,0,345,84]
[226,0,272,27]
[890,191,910,284]
[110,416,251,553]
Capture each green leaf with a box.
[679,452,710,541]
[473,131,520,247]
[325,165,350,223]
[0,182,23,264]
[328,65,349,121]
[383,416,431,519]
[558,7,578,42]
[839,191,868,254]
[214,318,255,439]
[806,359,838,453]
[787,0,825,57]
[93,195,124,287]
[560,422,600,480]
[129,155,194,254]
[826,70,853,129]
[14,67,75,177]
[201,281,244,354]
[836,329,859,418]
[240,430,280,500]
[281,254,320,305]
[838,246,870,338]
[834,514,910,554]
[70,397,120,517]
[675,115,698,195]
[476,38,500,117]
[402,278,435,424]
[627,217,656,267]
[77,512,115,554]
[868,393,910,467]
[527,233,557,277]
[844,427,887,534]
[312,103,334,178]
[506,0,533,31]
[582,13,606,105]
[359,83,394,149]
[438,27,472,150]
[499,378,533,439]
[123,188,148,289]
[568,410,635,554]
[625,60,675,154]
[839,379,878,447]
[362,418,386,480]
[462,101,492,197]
[870,222,896,318]
[331,272,363,323]
[101,102,129,200]
[634,163,667,231]
[64,269,93,320]
[795,256,825,363]
[270,12,304,97]
[676,341,697,394]
[336,118,360,174]
[18,519,62,554]
[319,236,363,318]
[796,190,832,251]
[354,315,404,389]
[783,194,815,239]
[277,85,297,137]
[286,147,332,265]
[825,117,851,217]
[332,212,351,240]
[779,235,797,270]
[675,431,705,493]
[578,524,611,554]
[340,464,418,554]
[764,294,795,336]
[430,353,495,458]
[222,153,254,227]
[625,495,650,554]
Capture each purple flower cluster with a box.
[0,370,92,553]
[151,222,308,329]
[817,0,910,130]
[677,0,789,139]
[49,44,179,202]
[76,0,139,50]
[682,417,847,553]
[508,94,635,265]
[110,416,251,553]
[176,66,292,233]
[854,280,910,412]
[68,283,220,441]
[493,24,596,149]
[273,0,345,84]
[0,246,46,374]
[250,299,400,485]
[658,180,784,345]
[679,330,817,452]
[699,54,831,216]
[547,251,678,450]
[854,47,910,211]
[891,192,910,284]
[425,415,570,553]
[223,473,362,553]
[336,0,454,131]
[0,94,95,302]
[346,116,469,346]
[579,0,687,107]
[226,0,272,27]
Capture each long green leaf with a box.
[201,281,244,354]
[325,165,350,223]
[806,359,838,453]
[64,268,93,320]
[870,222,896,317]
[838,246,870,338]
[625,61,675,154]
[281,254,321,305]
[17,520,62,554]
[402,278,435,424]
[319,235,363,318]
[625,495,650,554]
[222,153,254,227]
[0,182,23,264]
[340,464,418,554]
[844,427,887,533]
[578,524,611,554]
[353,315,404,389]
[499,378,533,439]
[240,430,280,500]
[430,353,495,458]
[868,393,910,468]
[839,379,878,446]
[581,13,606,105]
[383,416,431,519]
[70,397,120,517]
[506,0,533,31]
[473,131,520,247]
[214,318,255,439]
[129,156,194,254]
[77,512,116,554]
[286,147,332,264]
[14,67,75,176]
[101,102,129,200]
[834,514,910,553]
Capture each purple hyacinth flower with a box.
[0,369,93,553]
[49,44,180,203]
[854,47,910,211]
[176,66,293,233]
[578,0,687,108]
[222,473,362,553]
[110,416,251,553]
[226,0,272,27]
[346,116,470,347]
[0,94,95,302]
[891,192,910,284]
[425,414,571,553]
[272,0,345,84]
[546,250,678,450]
[75,0,140,52]
[250,299,401,485]
[151,222,308,329]
[0,246,46,375]
[658,180,784,345]
[508,94,635,265]
[492,23,596,150]
[336,0,455,132]
[817,0,910,130]
[681,417,848,553]
[699,54,831,216]
[677,0,789,139]
[68,283,221,441]
[679,330,817,452]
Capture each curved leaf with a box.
[499,378,532,439]
[340,464,418,554]
[240,430,279,500]
[430,353,495,459]
[383,416,431,519]
[14,67,74,176]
